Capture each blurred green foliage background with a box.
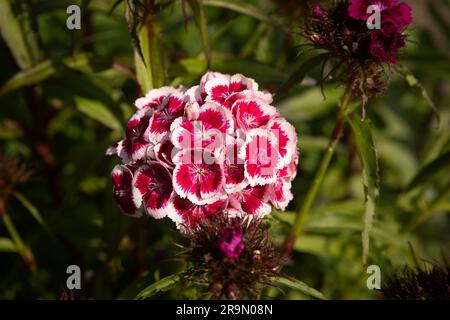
[0,0,449,299]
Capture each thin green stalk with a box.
[282,89,352,256]
[1,204,35,270]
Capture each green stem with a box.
[282,89,352,256]
[1,203,35,270]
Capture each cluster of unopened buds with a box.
[108,72,298,231]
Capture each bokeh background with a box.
[0,0,449,299]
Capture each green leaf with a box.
[135,272,185,300]
[275,52,328,102]
[347,115,380,265]
[396,64,439,122]
[408,151,450,190]
[0,60,54,95]
[134,20,165,93]
[271,276,327,300]
[0,0,42,69]
[75,97,123,131]
[188,0,211,67]
[0,237,17,252]
[13,192,53,237]
[203,0,284,28]
[0,54,112,95]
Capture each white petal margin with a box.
[134,87,178,110]
[240,128,281,187]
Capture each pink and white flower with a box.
[148,93,187,143]
[169,195,227,228]
[241,129,282,186]
[111,165,142,216]
[232,99,277,132]
[118,109,152,163]
[172,149,225,205]
[132,162,173,218]
[108,72,299,231]
[204,73,258,108]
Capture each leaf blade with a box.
[347,115,380,265]
[135,272,185,300]
[271,276,327,300]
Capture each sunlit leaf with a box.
[347,115,380,265]
[0,237,17,252]
[135,272,185,300]
[271,276,327,300]
[0,0,42,69]
[0,54,112,95]
[134,19,165,93]
[75,97,123,131]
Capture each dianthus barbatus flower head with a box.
[107,72,299,230]
[181,213,282,300]
[305,0,412,99]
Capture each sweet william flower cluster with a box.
[108,72,298,229]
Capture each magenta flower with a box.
[108,72,298,229]
[111,165,142,216]
[369,23,406,64]
[219,226,245,260]
[312,5,324,19]
[348,0,397,20]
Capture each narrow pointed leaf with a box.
[347,115,380,265]
[135,272,185,300]
[0,237,17,252]
[271,276,327,300]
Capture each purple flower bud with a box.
[312,5,324,19]
[219,226,245,260]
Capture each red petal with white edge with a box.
[230,186,270,218]
[119,110,152,163]
[148,93,187,143]
[232,99,277,131]
[231,89,273,105]
[171,120,201,150]
[203,73,259,108]
[168,195,227,228]
[173,149,225,205]
[132,162,173,219]
[198,102,234,134]
[268,118,297,166]
[229,74,258,92]
[105,142,119,156]
[287,147,299,181]
[223,139,247,193]
[268,178,293,211]
[185,85,206,106]
[241,129,281,186]
[154,138,177,169]
[201,72,230,86]
[135,87,178,110]
[204,76,231,106]
[111,165,142,217]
